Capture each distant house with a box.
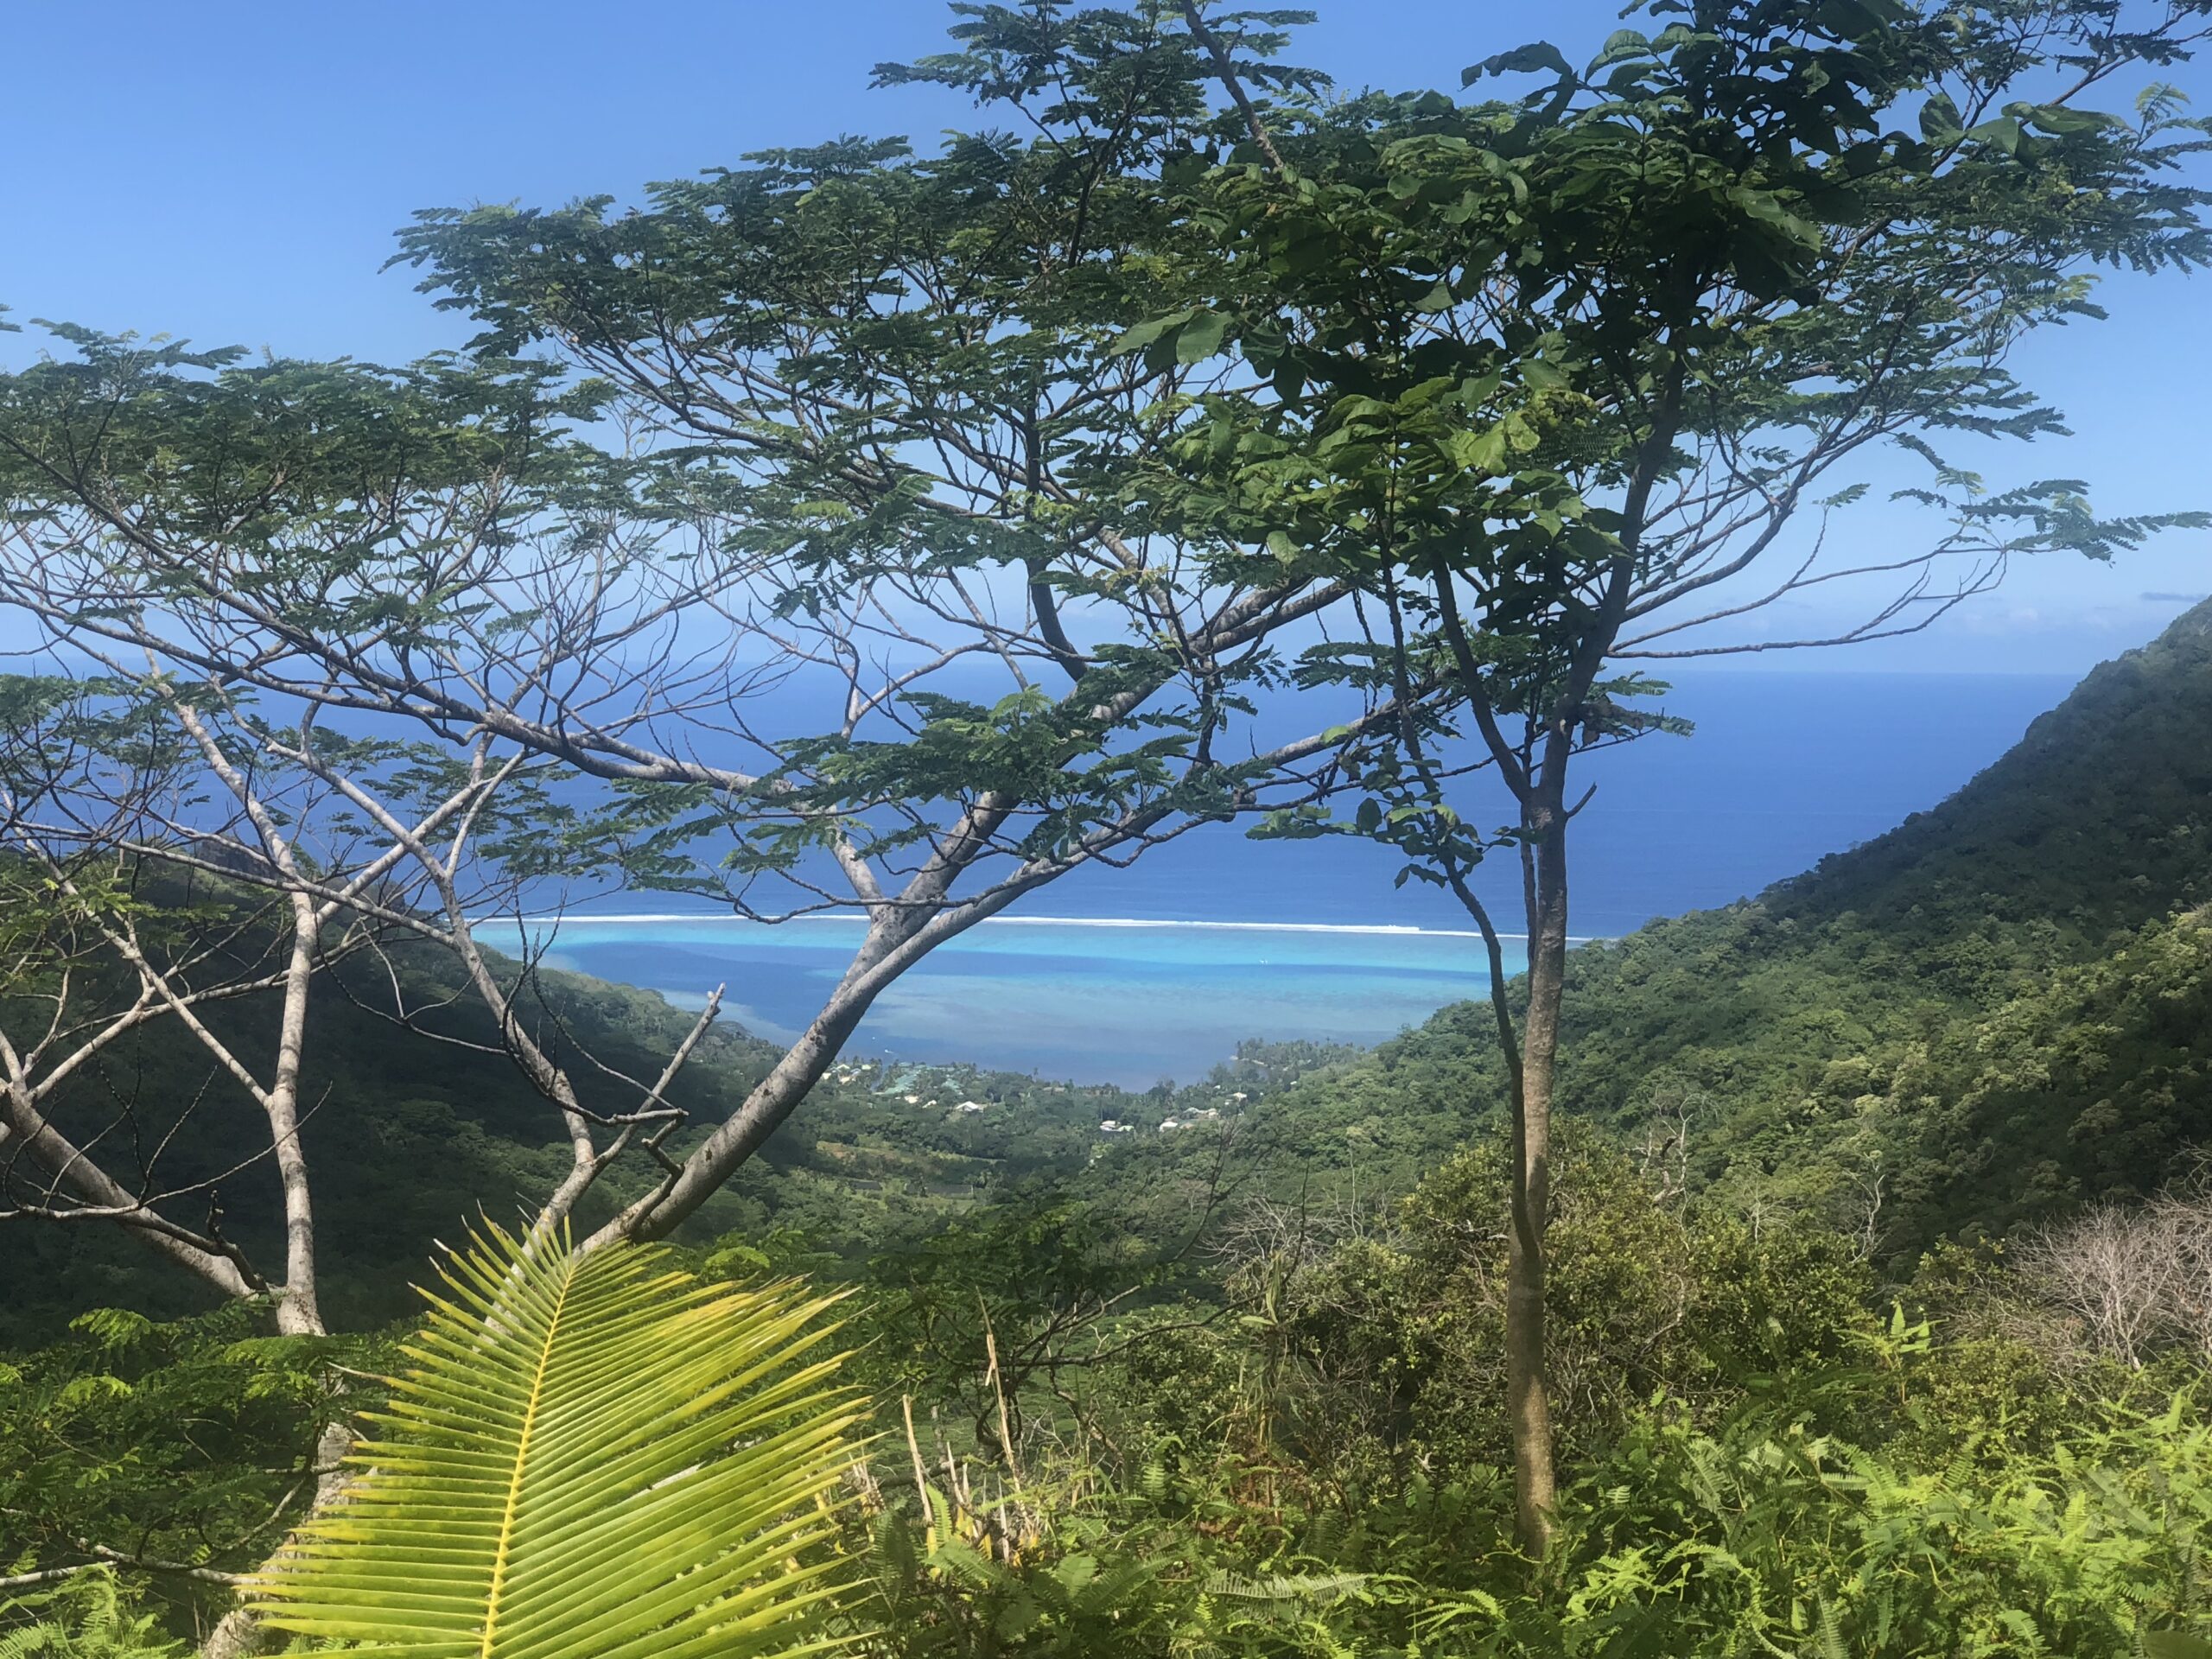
[953,1100,988,1114]
[1098,1119,1133,1134]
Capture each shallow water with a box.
[478,671,2073,1084]
[476,913,1522,1085]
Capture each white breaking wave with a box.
[474,912,1599,943]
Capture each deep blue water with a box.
[481,671,2073,1085]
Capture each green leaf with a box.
[1967,115,2023,155]
[1918,92,1964,143]
[1463,42,1573,88]
[256,1221,866,1659]
[1107,308,1196,359]
[70,1307,156,1351]
[2024,103,2114,137]
[1445,426,1511,474]
[1816,0,1906,37]
[56,1375,134,1410]
[1175,310,1231,365]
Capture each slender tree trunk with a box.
[202,906,329,1656]
[266,896,323,1337]
[1428,370,1676,1559]
[582,900,944,1249]
[1506,784,1567,1556]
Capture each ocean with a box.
[476,671,2073,1086]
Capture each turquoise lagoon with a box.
[474,913,1522,1087]
[473,671,2077,1084]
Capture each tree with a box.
[1118,0,2211,1550]
[0,654,772,1654]
[0,19,1417,1641]
[0,13,1410,1285]
[0,669,525,1338]
[0,627,740,1338]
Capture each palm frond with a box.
[255,1221,866,1659]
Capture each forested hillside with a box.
[1227,597,2212,1260]
[0,942,1138,1344]
[21,599,2209,1345]
[9,3,2212,1652]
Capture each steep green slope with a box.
[1,940,1116,1344]
[19,603,2212,1338]
[1880,906,2212,1240]
[1221,601,2212,1253]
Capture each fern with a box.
[0,1570,179,1659]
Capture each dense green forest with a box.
[1206,596,2212,1251]
[7,1,2212,1655]
[28,596,2212,1342]
[12,524,2212,1659]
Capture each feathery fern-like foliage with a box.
[255,1222,866,1659]
[0,1570,180,1659]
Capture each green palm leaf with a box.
[255,1221,866,1659]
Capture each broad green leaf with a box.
[1918,92,1964,143]
[1463,41,1574,88]
[1445,426,1511,474]
[1967,115,2023,155]
[1106,308,1195,359]
[1175,310,1231,365]
[1816,0,1907,36]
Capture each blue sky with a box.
[3,0,2205,673]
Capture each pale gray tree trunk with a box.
[1505,785,1567,1556]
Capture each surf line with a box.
[478,912,1602,944]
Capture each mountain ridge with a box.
[10,604,2211,1339]
[1216,596,2212,1255]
